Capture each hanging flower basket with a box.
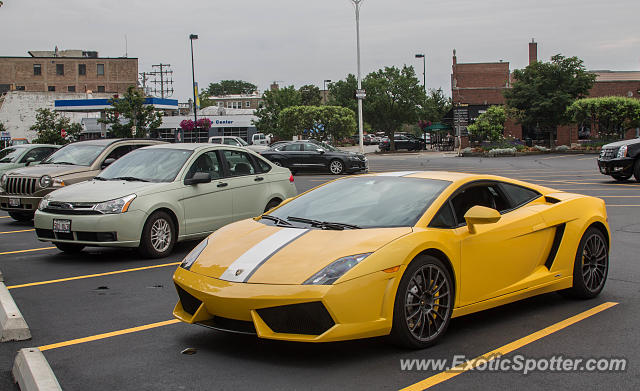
[180,119,195,131]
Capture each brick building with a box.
[450,40,640,145]
[0,49,138,95]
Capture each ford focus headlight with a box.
[180,238,209,270]
[616,145,628,158]
[38,195,51,211]
[93,194,136,214]
[304,253,372,285]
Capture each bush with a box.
[488,148,516,157]
[555,145,569,152]
[461,147,473,154]
[534,145,550,152]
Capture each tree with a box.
[278,106,356,141]
[567,97,640,140]
[327,74,358,114]
[467,105,507,142]
[361,65,426,150]
[253,86,301,137]
[420,88,452,123]
[99,86,162,138]
[504,54,596,146]
[30,108,82,144]
[298,85,322,106]
[203,80,257,96]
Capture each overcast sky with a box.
[1,0,639,101]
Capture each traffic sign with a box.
[355,89,366,99]
[61,129,67,138]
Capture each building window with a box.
[245,101,250,108]
[33,64,41,76]
[78,64,86,75]
[97,64,105,76]
[67,86,76,92]
[97,86,105,92]
[48,86,55,92]
[217,102,223,107]
[16,86,25,91]
[226,102,232,108]
[56,64,64,75]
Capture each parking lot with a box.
[1,152,639,390]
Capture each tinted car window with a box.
[267,177,450,228]
[303,143,321,151]
[224,138,241,146]
[104,145,132,161]
[254,156,272,173]
[21,147,56,163]
[210,138,223,144]
[450,184,511,225]
[429,201,456,229]
[500,183,540,207]
[222,150,256,176]
[281,144,301,152]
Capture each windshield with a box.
[42,144,105,166]
[96,148,193,183]
[267,176,450,228]
[237,138,249,146]
[0,147,25,163]
[319,142,338,152]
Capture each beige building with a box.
[206,92,263,110]
[0,49,138,95]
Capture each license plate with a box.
[53,219,71,233]
[9,198,20,207]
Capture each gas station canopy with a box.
[54,97,178,112]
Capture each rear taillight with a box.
[289,174,294,183]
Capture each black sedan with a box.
[260,141,367,175]
[379,135,424,151]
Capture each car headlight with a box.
[39,175,52,188]
[304,253,372,285]
[38,195,51,211]
[93,194,136,214]
[616,145,628,158]
[0,174,7,189]
[180,238,209,270]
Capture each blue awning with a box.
[54,97,178,112]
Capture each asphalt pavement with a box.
[0,151,638,390]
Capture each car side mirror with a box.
[102,158,116,168]
[464,205,501,234]
[184,172,212,185]
[25,157,36,166]
[316,149,325,154]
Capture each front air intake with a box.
[256,302,335,335]
[175,284,202,315]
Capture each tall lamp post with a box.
[189,34,199,130]
[323,79,331,103]
[415,53,426,95]
[351,0,365,154]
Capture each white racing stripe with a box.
[377,171,418,177]
[219,228,309,283]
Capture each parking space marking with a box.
[400,302,618,391]
[0,216,10,219]
[38,319,180,352]
[0,229,35,234]
[0,247,55,256]
[539,154,584,160]
[6,262,181,290]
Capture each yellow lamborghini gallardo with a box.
[173,171,610,348]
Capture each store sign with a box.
[215,120,234,125]
[0,131,10,141]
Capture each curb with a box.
[0,268,4,282]
[0,282,31,342]
[13,348,62,391]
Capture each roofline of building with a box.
[455,61,510,66]
[0,56,138,60]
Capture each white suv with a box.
[208,136,268,152]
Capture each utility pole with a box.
[351,0,365,154]
[148,64,174,98]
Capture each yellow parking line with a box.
[539,154,584,160]
[0,216,10,219]
[0,247,55,256]
[38,319,181,351]
[578,157,596,160]
[0,229,35,234]
[400,302,618,391]
[7,262,181,289]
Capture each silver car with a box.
[34,143,297,258]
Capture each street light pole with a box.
[351,0,365,154]
[189,34,199,139]
[415,53,426,95]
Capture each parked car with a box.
[173,171,609,348]
[0,138,164,221]
[597,138,640,181]
[0,144,60,176]
[208,136,268,152]
[260,141,367,175]
[34,143,296,257]
[251,133,269,146]
[378,135,423,151]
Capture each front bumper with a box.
[0,194,41,213]
[346,158,368,173]
[597,157,634,176]
[33,209,147,247]
[173,266,395,342]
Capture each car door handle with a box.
[217,182,228,188]
[254,177,264,182]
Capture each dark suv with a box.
[597,138,640,181]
